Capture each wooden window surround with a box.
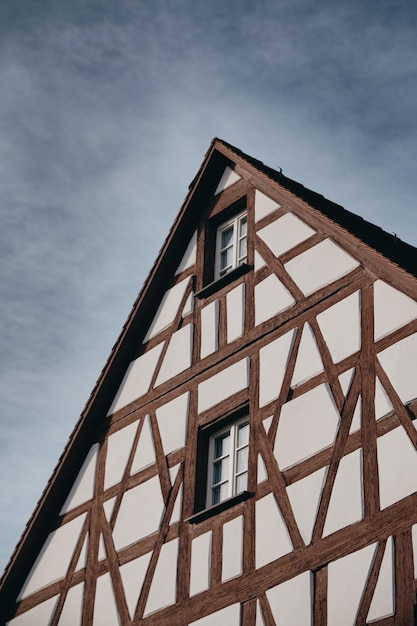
[196,197,251,299]
[190,404,252,524]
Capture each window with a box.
[215,211,247,279]
[206,417,249,508]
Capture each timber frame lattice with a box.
[2,139,417,625]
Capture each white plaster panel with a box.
[349,396,361,434]
[190,603,241,625]
[375,377,393,420]
[257,212,315,258]
[74,532,88,572]
[328,543,376,626]
[107,342,164,415]
[113,476,163,550]
[156,392,189,455]
[201,300,219,358]
[316,291,361,363]
[256,493,292,568]
[378,332,417,404]
[169,463,180,485]
[285,239,360,296]
[227,283,245,343]
[60,443,99,513]
[103,497,116,523]
[215,166,241,195]
[119,552,152,618]
[339,368,355,396]
[182,291,194,317]
[266,572,312,626]
[7,596,58,626]
[254,189,281,221]
[254,249,267,271]
[131,415,155,475]
[58,582,84,625]
[104,421,138,490]
[144,538,179,616]
[275,384,340,470]
[367,536,394,622]
[258,454,268,484]
[256,600,265,625]
[93,572,120,626]
[155,324,193,386]
[190,531,212,596]
[175,231,197,275]
[374,280,417,340]
[18,514,87,599]
[144,278,190,341]
[254,274,295,326]
[263,415,273,434]
[198,358,249,413]
[222,516,243,581]
[377,426,417,509]
[323,449,363,536]
[98,533,106,561]
[291,323,324,387]
[170,484,183,525]
[287,467,327,544]
[259,329,295,407]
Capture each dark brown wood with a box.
[355,540,386,625]
[110,418,144,529]
[149,412,171,502]
[50,516,90,625]
[309,318,344,412]
[312,369,360,541]
[176,515,191,602]
[241,598,257,625]
[394,530,415,626]
[149,277,194,389]
[255,234,304,301]
[360,283,380,516]
[268,325,301,445]
[257,429,304,550]
[245,187,256,335]
[376,361,417,452]
[313,566,327,626]
[129,490,417,625]
[82,441,107,625]
[133,466,183,621]
[100,507,131,624]
[218,293,228,349]
[258,593,277,626]
[280,231,325,264]
[211,525,223,586]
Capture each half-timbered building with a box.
[2,139,417,625]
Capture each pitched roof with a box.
[212,139,417,279]
[1,137,416,609]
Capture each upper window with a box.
[206,416,249,508]
[215,211,247,279]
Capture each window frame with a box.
[206,415,249,509]
[192,404,251,518]
[214,210,248,280]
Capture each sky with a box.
[1,0,417,574]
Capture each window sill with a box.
[187,491,253,524]
[195,263,252,299]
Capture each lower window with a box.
[206,417,249,508]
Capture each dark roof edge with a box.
[215,138,417,279]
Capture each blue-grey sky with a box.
[1,0,417,573]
